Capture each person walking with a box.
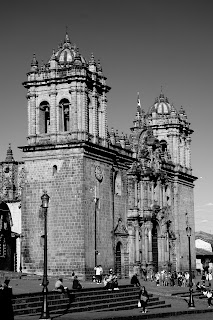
[206,289,212,307]
[0,278,14,320]
[139,286,149,313]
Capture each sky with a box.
[0,0,212,233]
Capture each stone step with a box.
[12,286,169,316]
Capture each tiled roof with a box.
[195,231,213,246]
[196,247,213,256]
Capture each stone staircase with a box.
[13,285,171,317]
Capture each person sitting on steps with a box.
[54,277,68,293]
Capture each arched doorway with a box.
[152,222,158,272]
[0,202,16,271]
[115,242,122,278]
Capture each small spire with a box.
[5,143,14,162]
[89,53,96,66]
[50,49,56,60]
[159,86,164,100]
[179,105,185,114]
[74,47,82,65]
[31,53,38,67]
[97,59,102,73]
[64,27,71,43]
[137,92,141,112]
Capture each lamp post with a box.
[186,219,195,309]
[94,186,99,267]
[40,191,51,320]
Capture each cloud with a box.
[205,203,213,206]
[201,220,208,223]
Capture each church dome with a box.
[148,92,175,115]
[49,32,86,65]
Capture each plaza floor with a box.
[2,273,213,320]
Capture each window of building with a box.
[0,235,6,257]
[115,172,122,196]
[53,165,57,176]
[160,140,167,152]
[39,101,50,134]
[59,99,70,132]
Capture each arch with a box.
[59,49,73,63]
[160,139,167,152]
[0,202,16,271]
[152,220,160,272]
[39,101,50,134]
[59,98,70,132]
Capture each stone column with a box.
[148,225,153,264]
[29,92,37,137]
[143,180,148,210]
[135,225,140,263]
[159,183,163,208]
[128,223,135,276]
[92,87,98,143]
[49,89,57,138]
[82,84,88,140]
[134,178,138,208]
[144,227,148,262]
[101,91,108,146]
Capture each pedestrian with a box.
[139,285,149,313]
[54,277,68,293]
[206,289,212,307]
[131,273,141,287]
[72,275,83,290]
[0,278,14,320]
[94,265,102,283]
[99,265,103,283]
[202,272,206,285]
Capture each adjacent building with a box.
[0,145,24,271]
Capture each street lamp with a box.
[94,187,99,267]
[186,217,195,309]
[40,191,51,320]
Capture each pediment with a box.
[114,218,128,236]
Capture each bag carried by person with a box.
[141,294,148,302]
[138,300,141,307]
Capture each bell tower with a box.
[23,32,110,147]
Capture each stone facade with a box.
[20,32,197,279]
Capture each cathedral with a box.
[18,32,197,279]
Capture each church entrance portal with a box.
[152,222,158,272]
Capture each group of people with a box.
[93,266,119,290]
[54,273,83,294]
[153,270,195,287]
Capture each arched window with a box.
[39,101,50,134]
[160,140,167,152]
[53,165,57,176]
[59,99,70,132]
[115,172,122,196]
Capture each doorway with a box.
[152,222,158,272]
[115,242,122,278]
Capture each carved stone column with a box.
[134,178,138,208]
[140,224,146,268]
[135,224,140,263]
[127,222,135,276]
